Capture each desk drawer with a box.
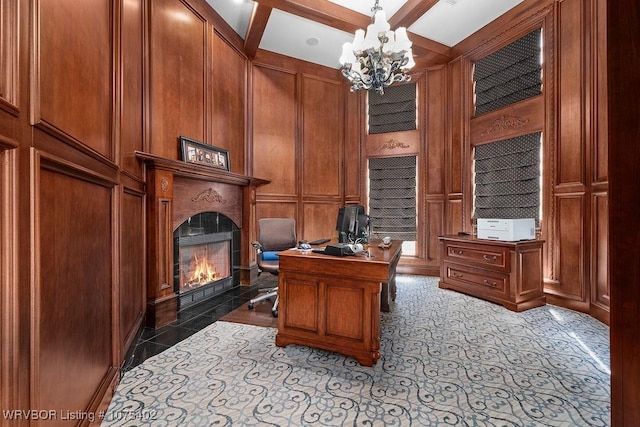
[443,242,509,272]
[443,262,507,295]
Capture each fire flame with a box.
[185,254,219,288]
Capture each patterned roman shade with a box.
[368,83,417,134]
[368,156,417,241]
[473,29,542,116]
[474,133,541,224]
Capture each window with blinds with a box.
[473,28,542,116]
[474,133,542,225]
[368,83,417,134]
[368,156,417,241]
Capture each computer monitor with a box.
[336,205,367,243]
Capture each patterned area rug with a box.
[102,276,610,426]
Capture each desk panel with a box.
[276,241,401,366]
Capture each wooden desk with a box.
[275,241,402,366]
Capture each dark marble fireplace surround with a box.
[173,212,240,310]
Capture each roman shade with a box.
[474,132,541,224]
[368,83,417,134]
[473,29,542,116]
[368,156,417,241]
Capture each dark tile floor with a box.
[122,274,278,372]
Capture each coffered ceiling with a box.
[205,0,524,68]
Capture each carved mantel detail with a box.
[480,116,530,136]
[192,188,225,204]
[160,177,169,193]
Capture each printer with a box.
[476,218,535,241]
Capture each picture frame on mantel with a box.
[179,136,230,171]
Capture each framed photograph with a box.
[179,136,230,171]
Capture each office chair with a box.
[248,218,296,317]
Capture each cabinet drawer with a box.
[443,262,507,294]
[444,242,509,271]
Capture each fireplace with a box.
[174,212,240,309]
[137,151,269,328]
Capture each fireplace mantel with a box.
[136,151,269,188]
[136,151,269,328]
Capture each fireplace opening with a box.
[173,212,240,310]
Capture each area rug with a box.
[102,276,610,426]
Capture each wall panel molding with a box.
[301,74,342,198]
[31,0,113,159]
[30,148,117,414]
[0,0,19,112]
[0,148,18,417]
[148,0,208,159]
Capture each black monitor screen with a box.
[336,205,365,242]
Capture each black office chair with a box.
[248,218,297,317]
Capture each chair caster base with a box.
[272,310,278,318]
[248,303,255,310]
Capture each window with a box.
[368,156,417,253]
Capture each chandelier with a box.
[339,0,415,95]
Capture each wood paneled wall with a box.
[0,0,251,419]
[250,51,346,243]
[445,0,609,323]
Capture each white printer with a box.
[476,218,536,241]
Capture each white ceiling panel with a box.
[205,0,256,38]
[409,0,524,47]
[259,9,354,69]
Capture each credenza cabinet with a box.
[438,235,545,312]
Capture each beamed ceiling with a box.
[205,0,525,68]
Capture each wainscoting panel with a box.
[591,191,609,322]
[0,148,18,419]
[119,188,145,359]
[546,194,587,308]
[447,199,464,235]
[33,150,116,417]
[426,200,445,267]
[255,202,298,226]
[302,202,341,242]
[34,0,112,158]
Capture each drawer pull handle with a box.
[483,279,497,287]
[452,272,464,278]
[455,250,463,255]
[483,255,497,262]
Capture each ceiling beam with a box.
[388,0,439,29]
[256,0,370,34]
[408,32,452,59]
[244,4,272,59]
